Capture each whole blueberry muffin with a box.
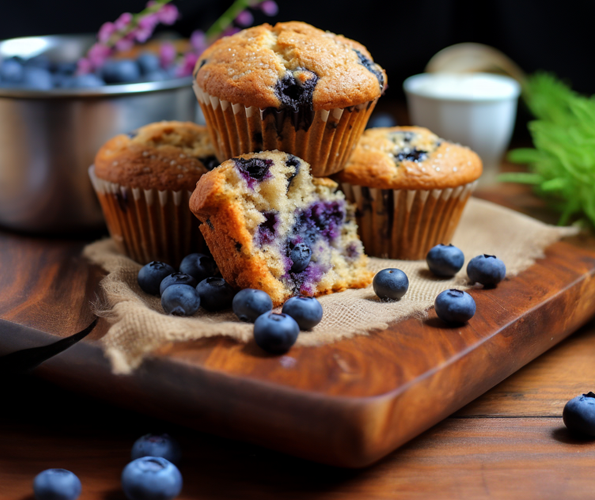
[189,150,372,306]
[336,126,482,260]
[193,22,386,177]
[90,121,218,265]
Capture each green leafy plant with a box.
[500,72,595,226]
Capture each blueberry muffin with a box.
[90,121,218,265]
[189,150,372,306]
[336,126,482,260]
[193,22,386,177]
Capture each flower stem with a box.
[205,0,260,41]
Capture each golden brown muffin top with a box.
[94,121,218,191]
[336,126,483,190]
[194,22,386,111]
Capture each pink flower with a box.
[221,26,241,38]
[98,22,117,44]
[260,0,279,16]
[114,12,133,31]
[235,10,254,27]
[190,30,207,54]
[160,42,177,68]
[134,13,159,42]
[88,43,112,68]
[176,52,199,77]
[157,4,179,25]
[115,35,135,52]
[76,57,92,75]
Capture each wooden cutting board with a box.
[2,187,595,468]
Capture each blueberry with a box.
[137,52,161,75]
[234,157,273,182]
[138,261,175,296]
[366,111,397,129]
[373,268,409,300]
[196,277,236,311]
[131,434,182,465]
[25,55,52,71]
[198,155,219,171]
[0,58,24,83]
[434,289,476,323]
[232,288,273,322]
[282,296,323,330]
[69,74,105,88]
[289,243,311,273]
[54,61,78,75]
[467,254,506,286]
[159,272,198,296]
[121,457,182,500]
[563,392,595,437]
[253,312,300,354]
[179,253,218,282]
[102,59,141,84]
[143,70,170,82]
[161,284,201,316]
[353,49,384,91]
[426,244,465,277]
[22,67,54,90]
[33,469,81,500]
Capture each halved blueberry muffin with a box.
[189,150,372,306]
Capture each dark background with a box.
[3,0,595,97]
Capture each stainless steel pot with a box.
[0,34,197,234]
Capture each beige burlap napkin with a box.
[84,197,577,374]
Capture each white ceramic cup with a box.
[403,72,521,185]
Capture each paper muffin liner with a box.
[194,84,377,177]
[340,181,478,260]
[89,166,207,267]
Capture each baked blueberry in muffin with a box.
[189,150,372,306]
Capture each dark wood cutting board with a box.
[2,186,595,468]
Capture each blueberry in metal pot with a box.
[102,59,141,84]
[232,289,273,323]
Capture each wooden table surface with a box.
[2,182,595,499]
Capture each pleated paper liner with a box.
[89,166,207,267]
[340,181,478,260]
[194,84,377,177]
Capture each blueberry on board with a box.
[22,67,54,90]
[179,253,218,283]
[121,457,182,500]
[563,392,595,437]
[138,261,175,296]
[0,58,24,83]
[161,284,201,316]
[102,59,141,84]
[196,277,236,311]
[434,289,476,323]
[159,272,198,296]
[373,268,409,300]
[131,434,182,465]
[289,243,311,273]
[467,254,506,286]
[366,111,397,129]
[137,52,161,75]
[232,288,273,323]
[282,296,323,330]
[33,469,82,500]
[426,244,465,277]
[253,312,300,354]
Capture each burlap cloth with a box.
[84,197,577,374]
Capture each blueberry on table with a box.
[131,434,182,465]
[196,277,236,311]
[282,296,323,330]
[467,254,506,286]
[179,253,218,282]
[563,392,595,437]
[159,272,198,296]
[434,289,476,324]
[161,284,201,316]
[232,288,273,323]
[138,261,175,296]
[121,457,182,500]
[373,268,409,300]
[102,59,141,84]
[289,243,312,273]
[33,468,82,500]
[253,313,300,354]
[426,244,465,277]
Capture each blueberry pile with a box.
[0,51,180,91]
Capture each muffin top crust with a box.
[94,121,218,191]
[194,21,386,111]
[337,126,483,190]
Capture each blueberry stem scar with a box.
[0,317,98,374]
